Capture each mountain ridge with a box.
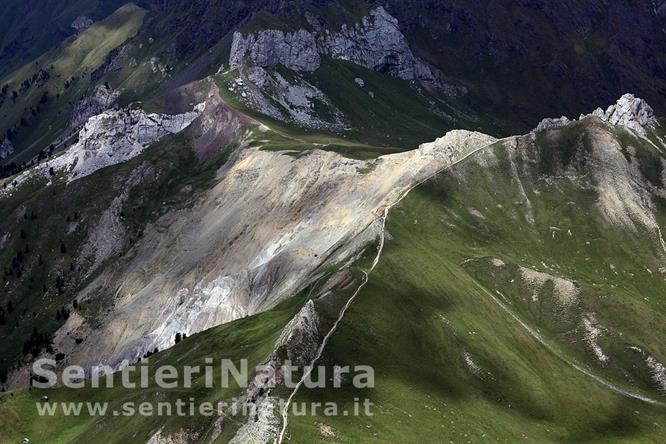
[2,2,666,443]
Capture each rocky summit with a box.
[1,2,666,444]
[590,93,658,136]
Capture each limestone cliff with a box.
[1,103,203,197]
[228,6,435,82]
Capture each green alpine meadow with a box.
[1,1,666,443]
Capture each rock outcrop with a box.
[226,67,348,130]
[219,299,323,444]
[588,93,657,136]
[536,94,659,137]
[1,104,203,196]
[229,6,434,82]
[0,137,14,159]
[230,29,320,72]
[319,6,435,81]
[58,105,203,182]
[274,299,321,367]
[67,84,120,133]
[71,15,94,32]
[534,116,571,132]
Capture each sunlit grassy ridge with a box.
[286,121,666,442]
[0,3,146,165]
[0,0,130,79]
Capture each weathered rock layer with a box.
[229,6,434,82]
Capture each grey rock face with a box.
[594,93,657,136]
[228,66,348,131]
[0,138,14,159]
[534,116,571,132]
[1,104,204,199]
[57,105,203,182]
[275,299,320,367]
[230,29,320,71]
[229,6,434,82]
[67,84,120,133]
[319,6,435,81]
[537,94,658,137]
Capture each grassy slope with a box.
[0,294,307,443]
[0,3,146,165]
[305,59,457,149]
[303,59,521,143]
[214,72,403,159]
[286,122,666,442]
[215,58,491,155]
[0,0,130,79]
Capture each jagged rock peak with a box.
[228,6,435,82]
[591,93,657,136]
[275,299,320,366]
[535,93,658,136]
